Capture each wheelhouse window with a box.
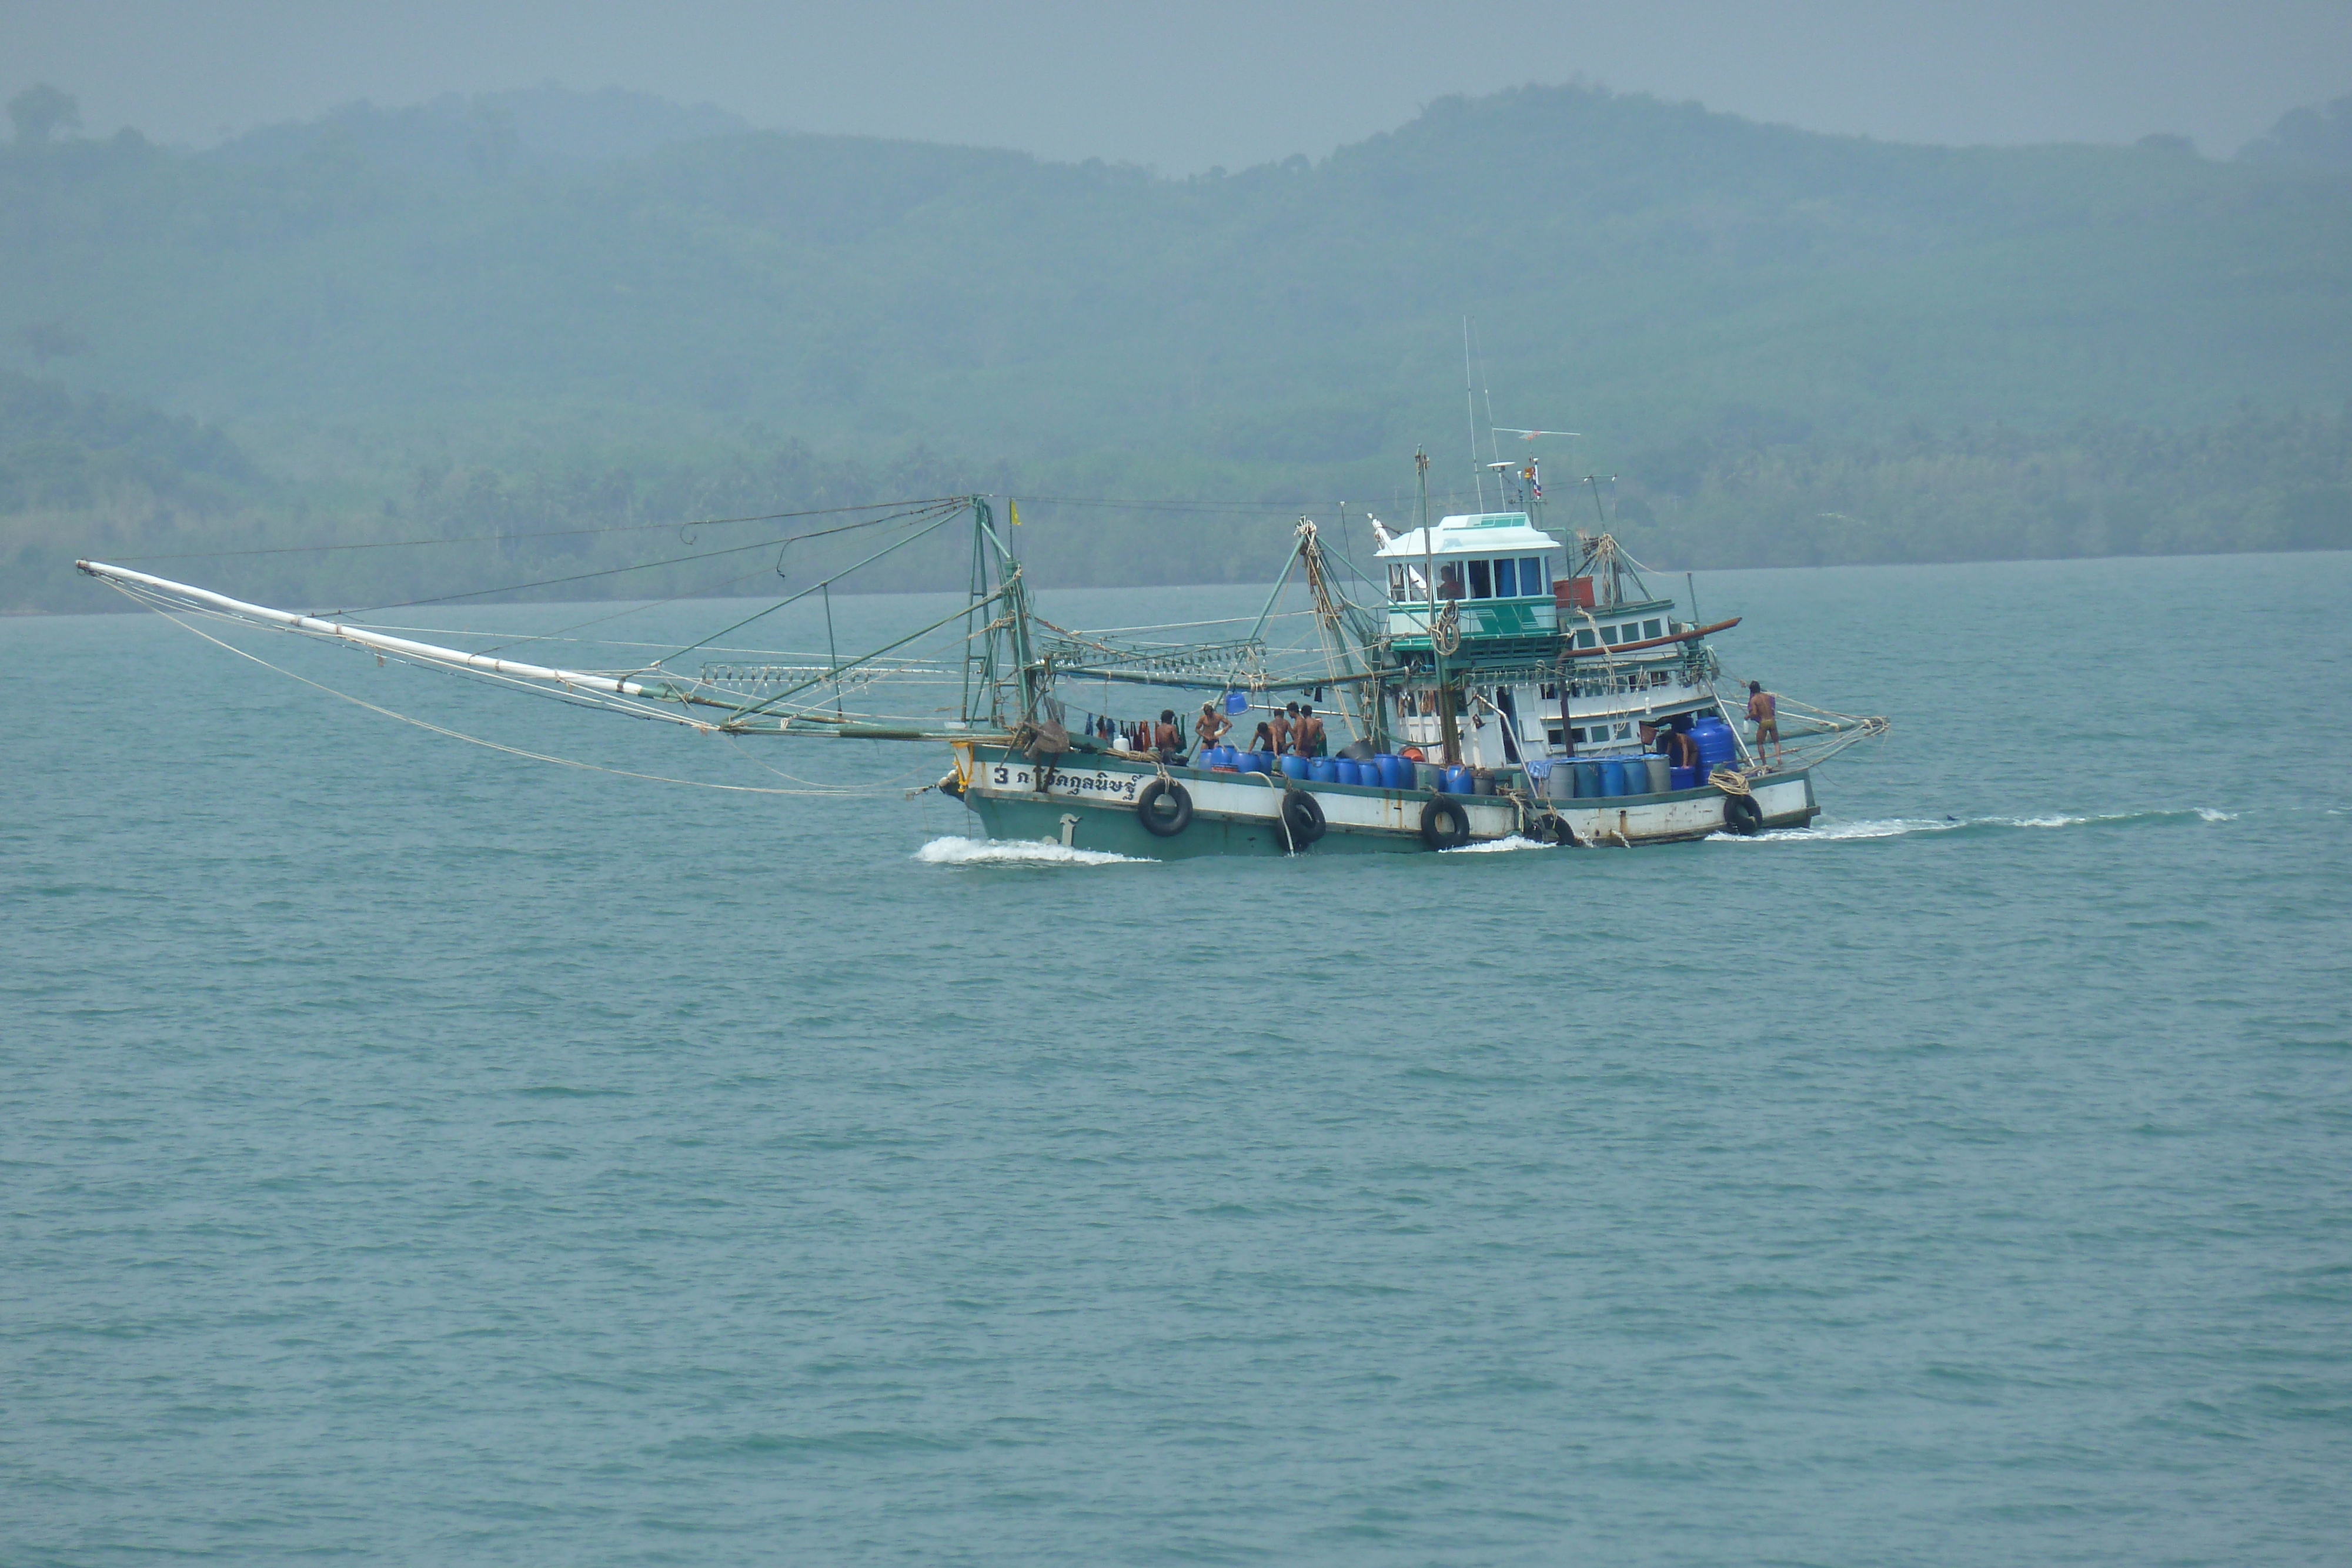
[1521,557,1548,593]
[1601,624,1619,644]
[1492,559,1517,597]
[1437,563,1464,599]
[1574,628,1596,648]
[1468,560,1492,599]
[1643,618,1663,639]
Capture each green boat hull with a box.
[955,748,1819,858]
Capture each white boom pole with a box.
[77,560,667,700]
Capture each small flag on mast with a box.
[1009,500,1022,526]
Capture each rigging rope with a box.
[116,495,970,563]
[325,498,965,618]
[151,610,911,797]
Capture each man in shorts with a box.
[1194,701,1230,758]
[1294,703,1327,758]
[1746,681,1782,768]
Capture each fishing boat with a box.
[76,450,1885,855]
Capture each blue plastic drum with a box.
[1334,759,1361,786]
[1443,764,1473,794]
[1281,754,1309,780]
[1309,757,1340,784]
[1601,759,1628,796]
[1692,716,1738,771]
[1671,765,1698,791]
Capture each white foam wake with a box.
[1706,807,2239,843]
[1442,834,1559,854]
[913,835,1152,867]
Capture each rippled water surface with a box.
[6,552,2349,1564]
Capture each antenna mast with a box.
[1462,318,1485,511]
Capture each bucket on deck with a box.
[1309,757,1339,784]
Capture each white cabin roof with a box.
[1374,511,1561,559]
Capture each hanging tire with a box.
[1538,812,1580,847]
[1420,795,1472,850]
[1723,794,1765,836]
[1136,778,1193,837]
[1280,790,1327,847]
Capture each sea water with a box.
[4,552,2348,1564]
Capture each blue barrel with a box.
[1281,754,1309,780]
[1692,715,1738,770]
[1377,754,1405,789]
[1309,757,1339,783]
[1443,764,1472,794]
[1334,758,1361,786]
[1599,759,1626,796]
[1671,764,1698,791]
[1643,754,1671,795]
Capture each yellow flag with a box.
[1009,499,1022,526]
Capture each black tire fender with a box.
[1420,795,1472,850]
[1135,778,1194,837]
[1723,794,1765,836]
[1279,789,1327,847]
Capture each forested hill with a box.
[5,82,2351,610]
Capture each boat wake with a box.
[1442,834,1560,854]
[914,835,1154,867]
[1708,806,2238,844]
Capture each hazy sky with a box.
[6,0,2348,169]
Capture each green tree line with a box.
[5,81,2351,612]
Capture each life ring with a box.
[1723,794,1765,836]
[1420,795,1472,850]
[1135,778,1193,837]
[1279,789,1327,847]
